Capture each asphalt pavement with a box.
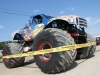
[0,46,100,75]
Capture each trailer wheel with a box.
[3,43,25,68]
[33,28,77,74]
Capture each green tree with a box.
[0,41,14,50]
[0,42,5,50]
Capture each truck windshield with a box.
[42,14,54,19]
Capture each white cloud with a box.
[67,7,75,11]
[86,28,100,37]
[0,25,4,28]
[92,19,100,25]
[85,17,92,23]
[91,31,100,37]
[33,10,39,13]
[85,17,100,25]
[85,17,100,37]
[59,11,65,14]
[71,7,75,10]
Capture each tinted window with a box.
[32,15,42,24]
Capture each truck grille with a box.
[79,17,87,27]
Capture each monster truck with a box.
[2,14,96,74]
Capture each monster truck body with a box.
[3,14,96,74]
[13,14,87,42]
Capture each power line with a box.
[0,7,32,15]
[0,10,31,16]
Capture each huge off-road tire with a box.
[86,33,96,57]
[33,28,77,74]
[76,33,96,59]
[3,43,25,68]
